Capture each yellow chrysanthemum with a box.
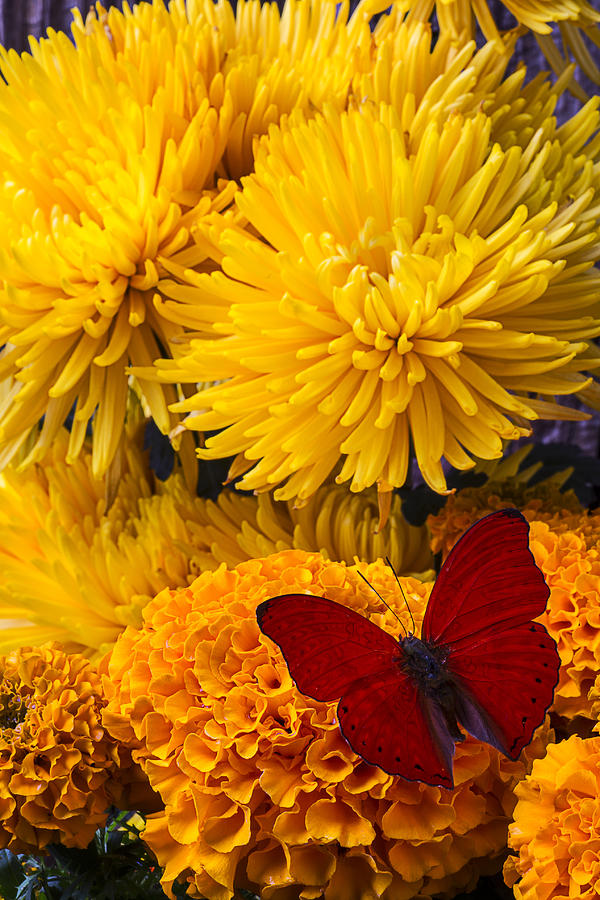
[147,86,600,504]
[504,735,600,900]
[0,428,431,658]
[102,549,552,900]
[0,643,151,853]
[192,481,434,574]
[0,0,381,478]
[0,428,207,658]
[430,494,600,722]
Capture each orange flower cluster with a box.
[102,550,551,900]
[429,491,600,723]
[504,735,600,899]
[0,644,147,852]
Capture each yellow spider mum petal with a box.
[103,550,552,900]
[400,0,600,96]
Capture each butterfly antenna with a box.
[357,569,408,637]
[386,556,416,634]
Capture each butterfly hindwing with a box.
[422,508,550,649]
[337,669,455,788]
[256,594,400,701]
[446,620,560,759]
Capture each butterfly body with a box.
[399,634,450,693]
[256,509,560,789]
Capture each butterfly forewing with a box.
[256,594,400,701]
[422,508,550,648]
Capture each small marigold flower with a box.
[0,0,380,477]
[504,735,600,900]
[427,471,584,560]
[429,490,600,722]
[0,643,147,852]
[103,549,552,900]
[150,83,600,503]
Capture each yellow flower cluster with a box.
[0,428,202,658]
[429,490,600,722]
[0,428,431,658]
[504,735,600,899]
[102,550,551,900]
[0,0,381,477]
[191,481,433,574]
[407,0,600,100]
[0,644,147,852]
[411,0,600,38]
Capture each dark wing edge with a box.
[447,621,560,759]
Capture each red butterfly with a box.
[256,508,560,789]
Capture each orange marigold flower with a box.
[427,468,584,560]
[102,550,552,900]
[0,643,149,853]
[504,735,600,900]
[429,490,600,722]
